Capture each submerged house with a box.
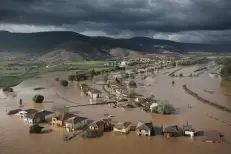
[65,116,88,132]
[18,109,38,118]
[162,124,182,138]
[89,118,112,133]
[136,121,153,136]
[23,110,55,124]
[113,122,131,135]
[52,113,77,127]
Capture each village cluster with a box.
[5,56,225,143]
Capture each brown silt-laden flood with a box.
[1,65,231,154]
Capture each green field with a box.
[0,60,106,88]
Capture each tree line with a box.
[217,57,231,82]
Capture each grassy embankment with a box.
[0,61,105,88]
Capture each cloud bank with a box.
[0,0,231,44]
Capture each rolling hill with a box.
[0,31,231,62]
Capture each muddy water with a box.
[1,66,231,154]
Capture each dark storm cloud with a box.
[0,0,231,43]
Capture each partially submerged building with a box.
[113,122,132,135]
[136,121,153,136]
[23,110,55,124]
[65,116,88,132]
[162,124,182,138]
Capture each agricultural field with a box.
[0,60,106,88]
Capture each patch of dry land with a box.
[1,64,231,154]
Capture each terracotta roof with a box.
[114,122,131,130]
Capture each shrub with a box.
[179,73,183,77]
[2,87,14,92]
[55,77,59,82]
[128,80,137,88]
[68,75,76,82]
[33,94,44,103]
[151,101,173,115]
[29,124,44,134]
[60,80,69,87]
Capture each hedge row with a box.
[182,85,231,113]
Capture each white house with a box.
[136,121,153,136]
[65,116,88,132]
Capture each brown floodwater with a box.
[1,65,231,154]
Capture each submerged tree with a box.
[2,87,14,92]
[151,100,173,115]
[128,80,137,88]
[68,75,76,82]
[29,124,44,134]
[60,80,69,87]
[33,94,44,103]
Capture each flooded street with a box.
[1,65,231,154]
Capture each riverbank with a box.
[182,85,231,113]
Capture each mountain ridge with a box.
[0,31,231,62]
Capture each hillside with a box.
[0,31,231,62]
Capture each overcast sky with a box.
[0,0,231,44]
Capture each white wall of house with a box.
[136,129,151,136]
[23,117,33,124]
[65,119,88,132]
[18,111,27,118]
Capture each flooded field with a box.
[1,64,231,154]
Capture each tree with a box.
[29,124,44,134]
[91,68,97,76]
[179,73,183,77]
[33,94,44,103]
[151,100,173,114]
[130,74,135,79]
[2,87,14,92]
[60,80,69,87]
[103,74,109,82]
[128,80,137,88]
[68,75,76,82]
